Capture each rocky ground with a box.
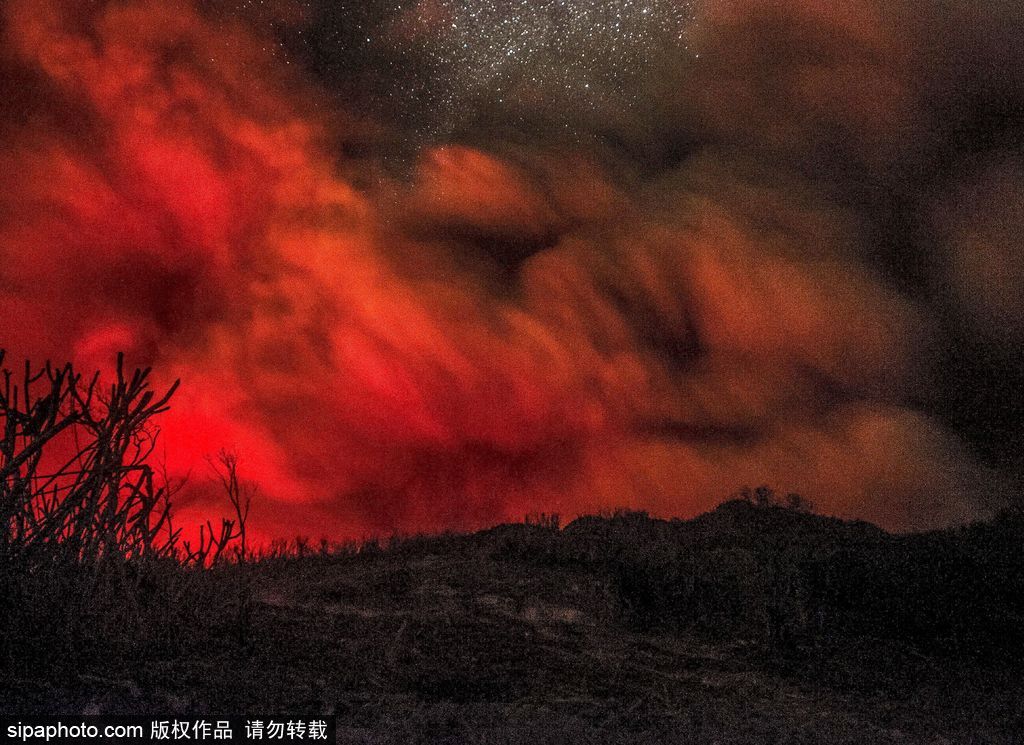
[4,504,1023,743]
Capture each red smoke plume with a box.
[0,0,1013,538]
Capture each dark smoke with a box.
[1,0,1021,538]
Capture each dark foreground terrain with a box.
[3,499,1023,744]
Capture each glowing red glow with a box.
[0,0,997,539]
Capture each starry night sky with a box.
[258,0,697,144]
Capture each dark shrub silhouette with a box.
[0,351,252,679]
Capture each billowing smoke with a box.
[1,0,1020,537]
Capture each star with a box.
[283,0,698,144]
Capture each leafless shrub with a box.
[736,485,815,513]
[524,512,560,530]
[0,351,179,563]
[0,351,264,673]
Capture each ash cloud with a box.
[1,0,1021,537]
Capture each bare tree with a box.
[182,449,254,566]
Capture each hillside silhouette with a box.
[4,497,1023,743]
[1,354,1021,742]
